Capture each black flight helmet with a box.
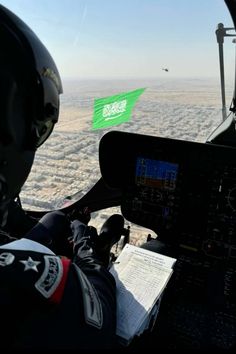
[0,5,63,225]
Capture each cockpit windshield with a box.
[2,0,235,227]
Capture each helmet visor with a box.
[33,119,55,148]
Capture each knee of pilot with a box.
[38,211,71,237]
[39,211,68,227]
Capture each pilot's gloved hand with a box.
[24,211,73,257]
[71,220,102,264]
[71,219,111,270]
[69,206,91,225]
[71,214,125,268]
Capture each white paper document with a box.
[109,244,176,344]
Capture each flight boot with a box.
[96,214,125,267]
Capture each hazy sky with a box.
[1,0,235,79]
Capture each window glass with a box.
[2,0,234,239]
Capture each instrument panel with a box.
[100,131,236,350]
[99,131,236,260]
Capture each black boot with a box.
[96,214,125,267]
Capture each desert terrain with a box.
[20,78,231,247]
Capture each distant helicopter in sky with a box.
[162,67,169,72]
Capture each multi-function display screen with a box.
[135,157,178,190]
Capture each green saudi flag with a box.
[92,87,145,130]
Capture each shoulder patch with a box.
[35,255,63,298]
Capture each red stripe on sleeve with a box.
[50,256,71,304]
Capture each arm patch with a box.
[72,263,103,329]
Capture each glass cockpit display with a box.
[133,157,179,226]
[135,158,178,190]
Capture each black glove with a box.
[71,219,104,265]
[71,214,125,268]
[69,206,91,224]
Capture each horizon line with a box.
[61,75,221,81]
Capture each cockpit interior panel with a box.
[99,130,236,350]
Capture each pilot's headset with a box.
[0,5,63,226]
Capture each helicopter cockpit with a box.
[2,0,236,351]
